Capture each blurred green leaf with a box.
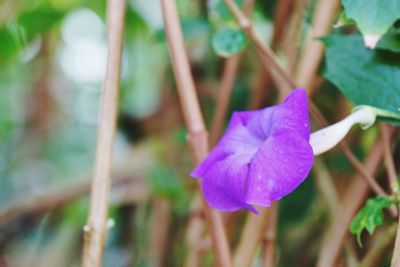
[211,27,248,57]
[342,0,400,46]
[0,28,21,63]
[154,18,210,42]
[17,7,63,39]
[377,27,400,53]
[350,196,392,246]
[212,0,244,22]
[149,163,189,214]
[323,32,400,121]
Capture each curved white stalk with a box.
[310,106,377,155]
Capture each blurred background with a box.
[0,0,394,266]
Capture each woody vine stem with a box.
[82,0,126,266]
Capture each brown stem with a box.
[338,141,388,197]
[210,0,254,147]
[149,198,171,267]
[316,127,396,267]
[360,223,397,267]
[391,214,400,267]
[313,158,340,217]
[82,1,126,266]
[225,0,294,96]
[160,1,232,266]
[263,203,278,267]
[184,197,204,267]
[294,0,340,93]
[210,54,242,147]
[233,209,269,267]
[381,124,398,193]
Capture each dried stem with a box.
[381,124,398,193]
[383,124,400,267]
[82,1,126,266]
[360,223,397,267]
[160,0,232,266]
[184,197,204,267]
[338,141,388,197]
[391,215,400,267]
[316,127,396,267]
[313,158,340,217]
[294,0,340,93]
[233,209,269,267]
[263,203,278,267]
[149,198,171,267]
[210,55,241,146]
[210,0,254,146]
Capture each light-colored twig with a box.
[338,141,388,197]
[160,1,232,266]
[210,54,242,147]
[391,215,400,267]
[0,146,154,226]
[381,124,398,193]
[263,203,278,267]
[313,158,340,217]
[210,0,254,146]
[233,209,269,267]
[360,223,397,267]
[294,0,340,93]
[82,1,126,266]
[149,198,171,267]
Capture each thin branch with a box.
[0,176,147,226]
[381,124,398,193]
[338,141,388,197]
[184,197,204,267]
[313,158,340,217]
[249,0,296,109]
[160,1,232,266]
[149,198,171,267]
[360,223,397,267]
[263,203,278,267]
[82,1,126,266]
[233,209,269,267]
[391,215,400,267]
[294,0,340,93]
[210,0,254,146]
[210,53,242,147]
[316,127,396,267]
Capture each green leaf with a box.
[342,0,400,47]
[377,27,400,53]
[350,196,392,246]
[211,27,248,57]
[148,163,190,214]
[323,32,400,122]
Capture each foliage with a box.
[211,27,248,57]
[323,32,400,120]
[350,196,393,246]
[341,0,400,46]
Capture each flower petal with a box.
[245,128,314,207]
[191,110,271,178]
[272,89,311,140]
[201,154,258,213]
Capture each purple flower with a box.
[191,89,314,213]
